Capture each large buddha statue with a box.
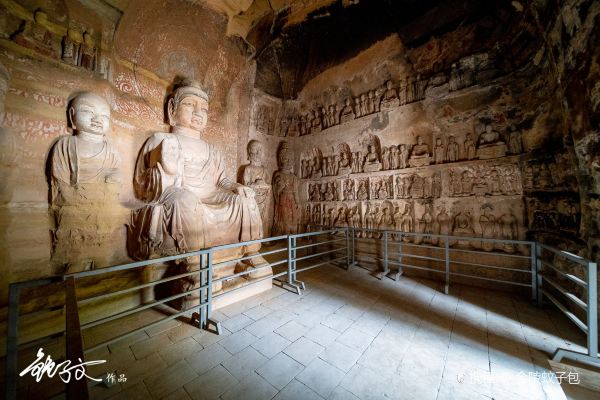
[129,81,268,303]
[49,92,122,272]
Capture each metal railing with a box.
[4,226,599,399]
[536,244,599,368]
[4,229,349,400]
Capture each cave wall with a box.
[0,0,255,306]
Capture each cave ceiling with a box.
[241,0,526,99]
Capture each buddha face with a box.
[170,94,208,132]
[248,141,262,164]
[70,93,111,137]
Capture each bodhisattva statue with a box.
[50,92,122,273]
[272,141,300,235]
[242,140,272,237]
[130,81,268,306]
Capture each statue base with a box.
[476,143,507,159]
[364,162,382,173]
[409,156,431,167]
[339,166,352,176]
[380,99,399,110]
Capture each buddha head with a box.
[34,10,48,25]
[168,81,209,133]
[69,92,111,139]
[386,80,393,90]
[247,140,263,166]
[277,141,293,171]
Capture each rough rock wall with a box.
[526,0,600,262]
[0,0,255,306]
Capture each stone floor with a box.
[23,264,600,399]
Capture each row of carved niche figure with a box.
[304,201,520,252]
[10,9,105,75]
[448,164,523,197]
[523,157,578,192]
[298,78,427,136]
[300,129,523,180]
[308,173,443,202]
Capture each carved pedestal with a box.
[409,155,431,167]
[476,143,507,159]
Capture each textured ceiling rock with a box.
[250,0,525,99]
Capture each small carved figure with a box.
[410,174,424,198]
[333,104,340,125]
[400,202,414,239]
[367,90,375,114]
[311,110,322,133]
[242,140,272,236]
[432,172,442,198]
[476,124,507,159]
[340,98,355,123]
[79,32,97,71]
[409,136,431,167]
[357,179,369,200]
[433,137,445,164]
[498,212,518,253]
[463,133,476,160]
[343,179,355,200]
[380,80,399,110]
[479,204,496,251]
[389,145,399,169]
[538,164,553,189]
[14,10,55,57]
[360,93,369,116]
[523,165,534,189]
[61,28,82,66]
[507,125,523,154]
[382,146,390,170]
[453,210,474,237]
[446,135,459,162]
[398,144,409,169]
[354,97,362,118]
[461,170,474,195]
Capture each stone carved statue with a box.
[452,210,474,237]
[479,203,497,251]
[432,172,442,198]
[446,136,459,162]
[400,202,414,241]
[241,140,272,237]
[433,137,445,164]
[357,179,369,200]
[129,82,269,306]
[273,141,300,234]
[507,125,523,155]
[380,80,399,110]
[463,134,476,160]
[61,28,82,66]
[498,212,518,253]
[434,207,450,246]
[389,145,399,169]
[340,98,355,123]
[352,151,364,173]
[311,110,322,133]
[79,32,97,71]
[338,143,352,174]
[343,179,355,201]
[398,144,409,169]
[409,136,431,167]
[476,124,507,159]
[360,94,369,116]
[50,92,121,273]
[360,130,382,172]
[382,147,390,170]
[354,97,362,118]
[14,10,55,57]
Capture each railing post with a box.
[530,243,537,303]
[383,231,389,277]
[587,261,598,358]
[444,237,450,295]
[536,244,543,307]
[396,235,404,281]
[198,253,207,329]
[287,236,294,285]
[206,251,213,328]
[345,228,350,270]
[5,284,20,400]
[65,276,89,400]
